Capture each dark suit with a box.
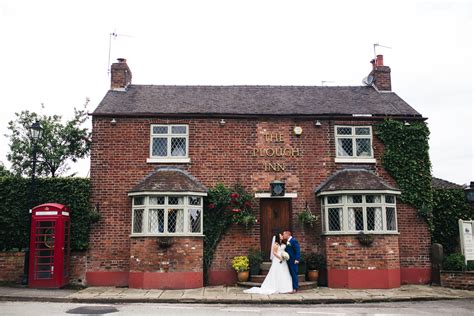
[286,237,301,290]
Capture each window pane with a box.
[189,209,202,233]
[189,196,201,206]
[385,195,395,204]
[337,138,353,156]
[152,137,168,156]
[153,126,168,134]
[327,196,341,204]
[367,207,383,231]
[171,126,187,134]
[133,197,144,206]
[336,127,352,135]
[356,138,372,156]
[168,209,184,233]
[355,127,370,135]
[171,137,187,157]
[149,209,165,233]
[366,195,381,203]
[386,207,397,230]
[133,209,144,233]
[348,207,364,231]
[168,196,184,205]
[328,208,342,231]
[149,196,165,205]
[348,195,362,203]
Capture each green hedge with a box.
[0,176,95,251]
[432,187,473,255]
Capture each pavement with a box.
[0,285,473,304]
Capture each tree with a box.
[6,100,91,177]
[0,162,13,177]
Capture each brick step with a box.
[237,281,318,291]
[260,262,272,270]
[250,274,305,283]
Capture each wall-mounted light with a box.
[110,118,117,125]
[219,119,226,126]
[465,182,474,203]
[315,120,322,127]
[270,180,285,197]
[293,126,303,136]
[404,121,410,126]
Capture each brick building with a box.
[87,55,431,289]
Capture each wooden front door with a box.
[260,199,291,260]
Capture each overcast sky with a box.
[0,0,472,185]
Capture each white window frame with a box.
[334,125,376,163]
[147,124,191,163]
[320,192,399,235]
[130,193,205,236]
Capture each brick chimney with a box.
[110,58,132,90]
[369,54,391,91]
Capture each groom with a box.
[283,230,300,293]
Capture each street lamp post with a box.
[21,120,43,286]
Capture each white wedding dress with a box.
[243,244,293,294]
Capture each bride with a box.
[244,233,293,294]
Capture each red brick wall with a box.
[0,252,23,283]
[325,235,400,270]
[129,237,202,272]
[70,251,87,285]
[441,271,474,290]
[89,116,431,286]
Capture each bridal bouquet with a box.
[281,251,290,261]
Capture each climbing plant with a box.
[203,183,255,284]
[375,119,433,226]
[432,187,473,255]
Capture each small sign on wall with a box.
[459,219,474,264]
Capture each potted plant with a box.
[297,252,307,275]
[232,255,250,282]
[305,253,326,282]
[298,203,319,227]
[248,248,263,276]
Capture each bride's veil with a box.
[269,235,276,260]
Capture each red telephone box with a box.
[28,203,71,288]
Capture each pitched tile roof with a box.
[432,177,462,190]
[93,85,422,117]
[129,167,207,194]
[315,169,400,194]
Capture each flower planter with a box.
[307,269,319,282]
[237,270,250,282]
[157,237,174,249]
[357,233,374,246]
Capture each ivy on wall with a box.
[0,176,97,251]
[432,188,473,255]
[375,119,433,226]
[203,183,254,284]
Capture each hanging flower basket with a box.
[157,237,174,249]
[357,232,374,246]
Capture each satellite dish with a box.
[362,75,375,86]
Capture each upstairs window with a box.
[148,125,189,163]
[335,126,374,162]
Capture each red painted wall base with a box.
[128,271,203,289]
[401,268,431,284]
[86,271,129,287]
[207,270,237,286]
[328,269,401,289]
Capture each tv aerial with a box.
[373,43,392,58]
[107,30,134,75]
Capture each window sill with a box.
[335,158,376,164]
[147,158,191,164]
[130,234,204,237]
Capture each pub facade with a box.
[87,55,431,289]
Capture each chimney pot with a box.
[375,54,384,67]
[117,58,126,63]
